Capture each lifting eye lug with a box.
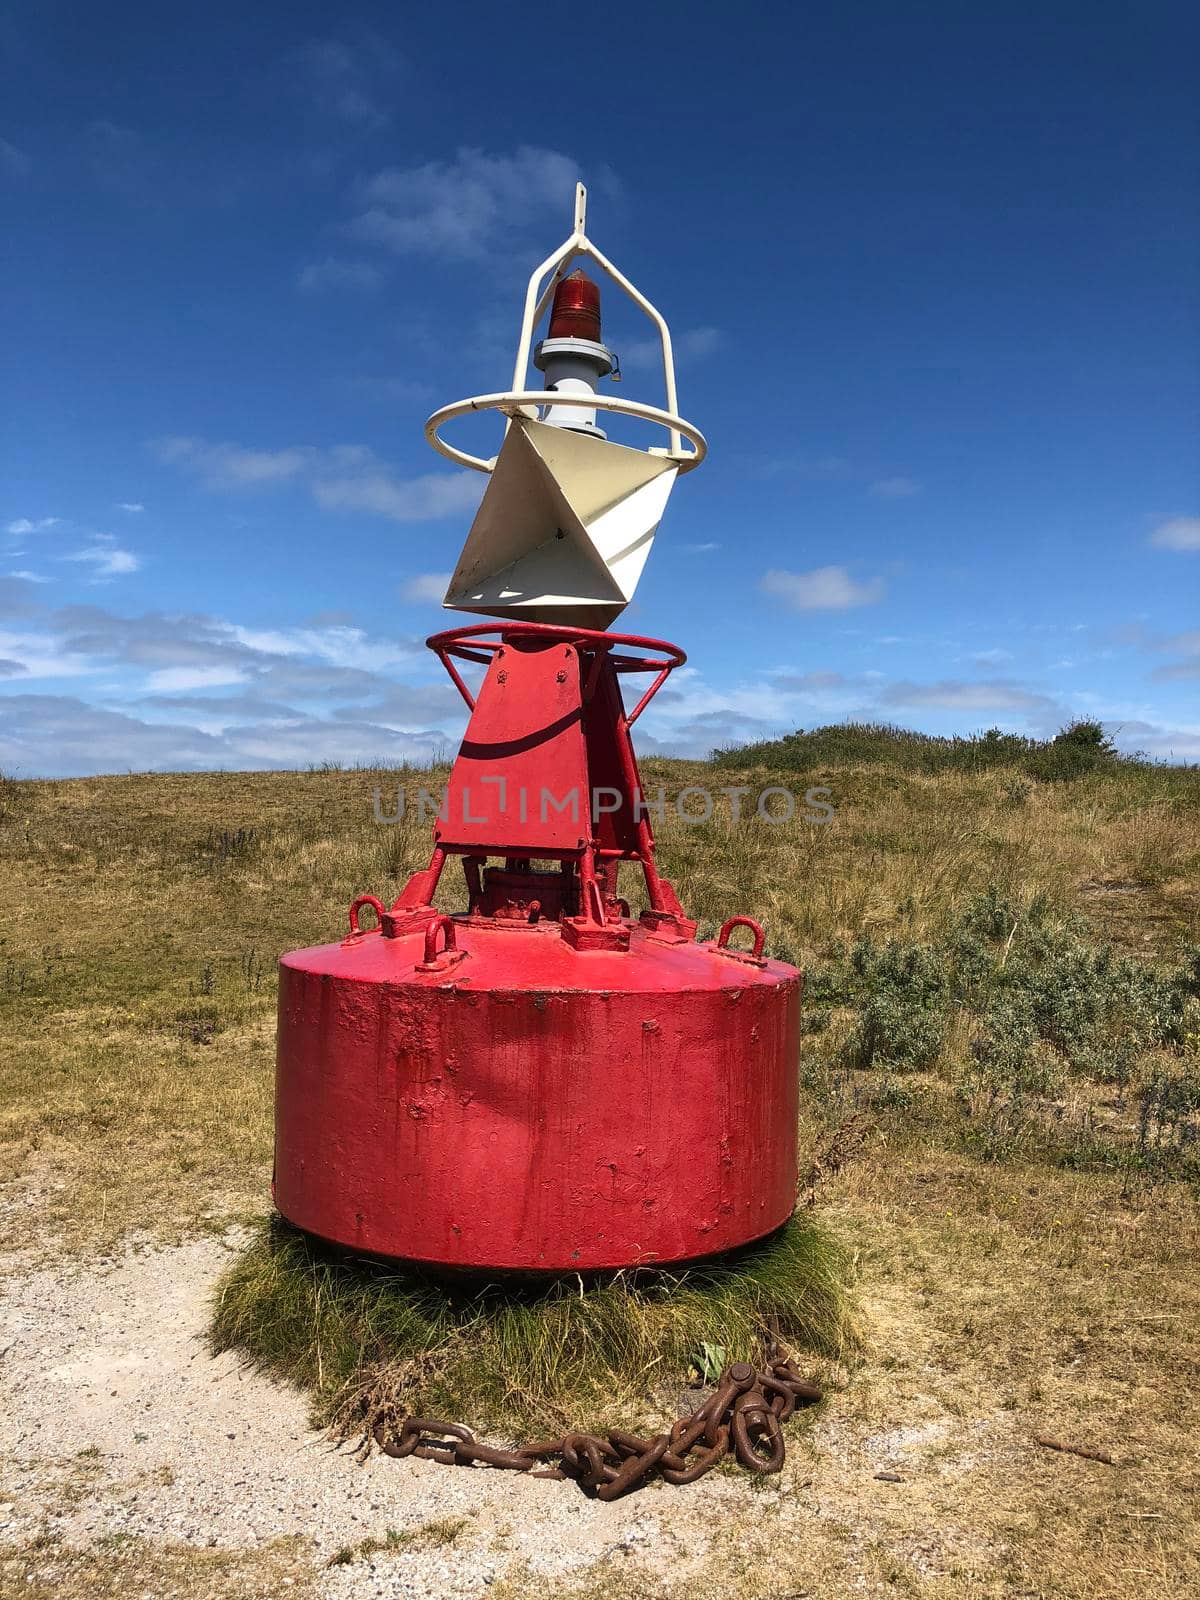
[712,916,767,967]
[345,895,386,939]
[417,915,469,974]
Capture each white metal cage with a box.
[425,184,707,477]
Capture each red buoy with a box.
[272,190,802,1273]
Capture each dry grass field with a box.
[1,737,1198,1598]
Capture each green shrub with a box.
[713,718,1138,783]
[1053,719,1118,755]
[799,886,1200,1175]
[713,722,1039,775]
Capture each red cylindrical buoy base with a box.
[274,917,801,1272]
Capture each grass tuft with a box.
[210,1213,853,1441]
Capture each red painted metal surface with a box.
[440,639,590,855]
[273,622,804,1271]
[274,919,800,1270]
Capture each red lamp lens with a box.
[548,269,602,342]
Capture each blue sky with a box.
[1,1,1197,777]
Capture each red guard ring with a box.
[426,620,686,727]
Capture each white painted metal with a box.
[534,335,615,438]
[425,390,707,476]
[511,184,682,455]
[442,416,679,628]
[425,183,705,476]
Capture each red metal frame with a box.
[425,620,687,716]
[393,622,693,942]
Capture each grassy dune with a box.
[1,733,1199,1596]
[4,734,1195,1241]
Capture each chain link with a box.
[370,1354,823,1500]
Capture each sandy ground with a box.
[0,1225,1050,1600]
[0,1231,784,1596]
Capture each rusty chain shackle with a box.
[370,1354,822,1500]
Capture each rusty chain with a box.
[371,1355,822,1500]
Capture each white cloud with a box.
[0,597,462,776]
[220,622,414,672]
[154,437,313,488]
[48,608,423,691]
[0,577,40,618]
[1155,661,1200,682]
[677,326,722,360]
[881,679,1055,712]
[6,517,59,535]
[297,257,384,293]
[348,146,582,260]
[154,435,481,524]
[0,695,221,777]
[311,470,481,523]
[220,624,309,658]
[637,663,869,752]
[0,628,95,679]
[1120,625,1200,681]
[681,542,720,554]
[117,502,144,513]
[402,573,450,603]
[146,665,248,693]
[635,660,1074,757]
[870,476,920,498]
[6,570,50,583]
[1149,516,1200,551]
[1111,719,1200,759]
[760,565,886,610]
[63,543,141,578]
